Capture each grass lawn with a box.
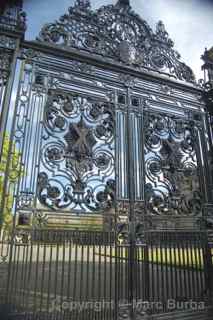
[95,247,213,270]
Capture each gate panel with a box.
[0,1,213,318]
[1,55,212,320]
[130,97,211,318]
[144,110,203,229]
[37,89,115,214]
[0,55,121,319]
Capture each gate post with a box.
[203,232,213,305]
[201,48,213,306]
[126,86,137,320]
[0,4,26,318]
[0,0,26,230]
[0,0,26,157]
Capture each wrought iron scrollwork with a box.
[144,113,202,217]
[32,212,48,228]
[0,229,10,264]
[0,0,26,32]
[14,229,31,244]
[118,305,131,319]
[0,49,12,84]
[37,0,195,83]
[116,200,130,243]
[37,91,115,213]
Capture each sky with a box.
[22,0,213,80]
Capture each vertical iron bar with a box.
[126,87,136,319]
[47,238,53,314]
[25,237,33,316]
[0,39,20,162]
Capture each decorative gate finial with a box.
[116,0,130,7]
[74,0,91,9]
[37,0,195,83]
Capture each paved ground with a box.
[0,244,209,320]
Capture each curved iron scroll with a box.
[144,112,203,217]
[37,90,115,213]
[37,0,195,83]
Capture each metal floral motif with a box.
[14,230,31,244]
[0,35,16,50]
[37,0,195,83]
[17,190,34,209]
[0,1,26,32]
[144,113,202,216]
[116,200,130,243]
[118,305,131,320]
[37,91,115,212]
[33,212,48,228]
[0,50,11,83]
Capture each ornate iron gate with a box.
[0,1,213,319]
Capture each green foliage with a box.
[0,135,22,231]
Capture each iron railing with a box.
[0,229,212,319]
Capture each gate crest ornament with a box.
[37,0,195,83]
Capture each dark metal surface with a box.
[0,0,26,34]
[37,0,195,83]
[1,229,212,320]
[0,1,213,320]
